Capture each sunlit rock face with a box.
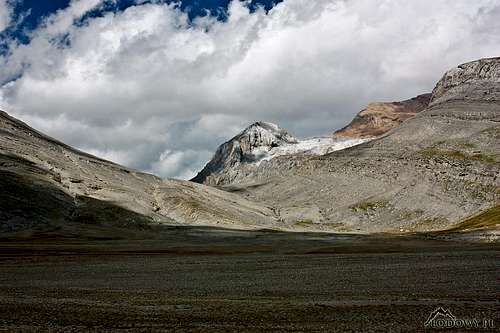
[335,94,431,139]
[430,57,500,106]
[1,58,499,235]
[191,121,367,185]
[195,58,500,234]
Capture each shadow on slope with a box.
[0,154,160,240]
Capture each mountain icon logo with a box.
[424,307,456,327]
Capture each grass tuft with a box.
[295,219,314,227]
[448,204,500,231]
[470,153,496,163]
[419,148,496,163]
[350,200,388,211]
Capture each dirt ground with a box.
[0,228,498,332]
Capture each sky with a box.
[0,0,499,179]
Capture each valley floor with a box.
[0,229,498,332]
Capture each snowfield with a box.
[251,135,369,165]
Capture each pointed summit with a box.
[191,121,298,185]
[191,121,368,185]
[238,121,299,150]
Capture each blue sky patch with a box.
[1,0,282,49]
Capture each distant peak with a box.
[245,121,281,132]
[238,121,298,145]
[430,57,500,106]
[191,121,298,184]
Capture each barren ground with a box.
[0,228,498,332]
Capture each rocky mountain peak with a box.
[430,57,500,106]
[191,121,298,184]
[192,120,369,185]
[1,57,499,236]
[237,121,299,152]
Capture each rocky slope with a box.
[193,94,432,186]
[209,57,500,233]
[191,122,298,185]
[1,57,499,236]
[192,121,366,185]
[335,94,431,138]
[0,111,279,237]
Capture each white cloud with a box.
[43,0,106,35]
[0,0,13,32]
[150,149,212,180]
[1,0,500,179]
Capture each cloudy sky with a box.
[0,0,499,179]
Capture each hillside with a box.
[0,111,279,238]
[334,93,431,138]
[1,58,499,236]
[192,122,366,185]
[206,58,500,233]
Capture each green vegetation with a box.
[470,153,496,163]
[418,218,436,225]
[419,148,467,159]
[419,147,496,163]
[186,200,202,209]
[413,217,448,228]
[350,200,388,211]
[295,219,314,227]
[480,126,500,139]
[458,142,476,149]
[448,204,500,231]
[399,208,424,221]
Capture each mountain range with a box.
[1,57,499,238]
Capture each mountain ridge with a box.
[0,110,280,237]
[334,93,432,138]
[192,121,367,185]
[1,57,499,237]
[206,57,500,233]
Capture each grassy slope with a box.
[448,204,500,231]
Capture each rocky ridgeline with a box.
[202,58,500,233]
[0,112,279,236]
[194,94,434,187]
[192,121,367,186]
[334,94,431,138]
[191,122,298,185]
[430,57,500,106]
[1,57,499,236]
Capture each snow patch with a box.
[251,136,369,165]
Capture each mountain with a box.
[191,122,298,185]
[1,57,499,237]
[199,57,500,233]
[193,95,433,186]
[0,111,279,238]
[335,93,431,138]
[192,121,367,185]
